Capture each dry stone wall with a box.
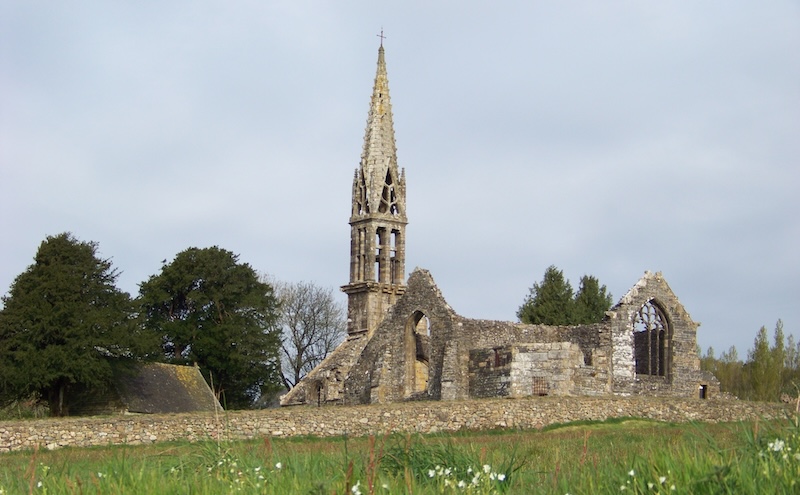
[0,397,790,453]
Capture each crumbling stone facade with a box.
[280,45,719,407]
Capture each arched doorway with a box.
[404,311,431,397]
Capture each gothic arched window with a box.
[633,300,669,377]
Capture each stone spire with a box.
[343,43,408,336]
[352,45,406,221]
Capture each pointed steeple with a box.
[352,45,406,221]
[343,42,408,336]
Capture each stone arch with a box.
[404,310,431,397]
[632,299,671,377]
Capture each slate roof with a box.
[68,362,222,416]
[114,362,222,414]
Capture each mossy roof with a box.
[114,362,222,414]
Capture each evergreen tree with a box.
[717,346,744,397]
[0,233,145,416]
[518,266,612,325]
[772,319,787,395]
[700,346,717,376]
[517,266,575,325]
[138,247,282,408]
[745,325,782,401]
[573,275,613,324]
[784,332,800,395]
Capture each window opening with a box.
[315,382,323,407]
[532,377,549,396]
[633,300,669,376]
[493,348,508,367]
[374,229,385,282]
[415,314,431,336]
[390,230,398,284]
[378,170,398,214]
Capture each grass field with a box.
[0,415,798,494]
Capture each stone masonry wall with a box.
[0,397,789,453]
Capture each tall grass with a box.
[0,415,797,494]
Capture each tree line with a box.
[700,320,798,402]
[2,235,789,416]
[0,233,345,415]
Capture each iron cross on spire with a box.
[377,29,386,47]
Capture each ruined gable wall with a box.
[608,272,718,397]
[344,270,461,404]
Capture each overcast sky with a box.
[1,2,798,356]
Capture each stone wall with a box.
[468,348,512,398]
[0,397,790,453]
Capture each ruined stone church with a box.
[280,45,719,407]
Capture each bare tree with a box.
[268,278,347,389]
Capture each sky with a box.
[1,2,798,357]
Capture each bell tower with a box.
[342,42,407,336]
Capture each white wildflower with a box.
[254,466,261,472]
[771,439,786,452]
[275,462,282,470]
[490,472,497,480]
[659,476,667,484]
[351,480,362,495]
[648,483,654,489]
[458,480,467,488]
[428,469,436,478]
[37,482,43,488]
[498,473,506,481]
[483,464,492,474]
[628,469,635,477]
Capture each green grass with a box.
[1,414,798,494]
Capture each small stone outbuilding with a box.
[71,362,222,415]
